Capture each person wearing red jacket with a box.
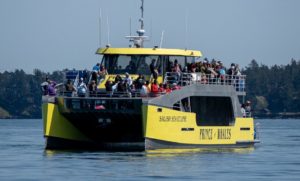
[151,80,159,96]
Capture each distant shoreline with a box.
[254,112,300,119]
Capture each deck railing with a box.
[164,72,246,93]
[56,89,168,99]
[52,71,246,98]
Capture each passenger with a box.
[47,78,57,96]
[41,78,49,95]
[167,61,174,72]
[234,64,242,91]
[134,74,145,89]
[77,78,87,97]
[125,60,136,73]
[234,64,241,76]
[182,100,190,112]
[105,80,113,97]
[183,66,188,73]
[211,58,217,66]
[91,71,98,84]
[172,59,182,73]
[150,59,156,76]
[241,104,246,118]
[99,65,108,79]
[117,80,126,93]
[172,59,182,83]
[123,79,132,97]
[201,74,208,84]
[111,81,119,93]
[152,68,159,81]
[114,74,123,83]
[92,63,100,73]
[164,84,172,93]
[150,80,159,96]
[89,80,97,97]
[149,59,159,81]
[226,63,236,85]
[219,67,226,84]
[145,81,151,93]
[200,61,206,74]
[65,79,76,97]
[245,100,252,117]
[140,81,148,97]
[130,84,137,97]
[207,63,218,83]
[124,72,133,86]
[204,60,211,75]
[158,83,165,93]
[191,63,197,73]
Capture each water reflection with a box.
[146,147,255,157]
[43,149,145,159]
[44,146,256,159]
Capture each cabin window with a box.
[190,96,234,126]
[103,55,196,75]
[186,56,196,65]
[102,55,160,75]
[172,97,191,112]
[166,56,196,72]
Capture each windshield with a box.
[102,55,162,75]
[101,54,196,75]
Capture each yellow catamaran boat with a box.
[42,0,259,150]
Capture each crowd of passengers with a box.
[84,58,244,97]
[61,73,172,98]
[168,58,243,84]
[42,58,244,98]
[102,73,182,97]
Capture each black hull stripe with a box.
[45,136,145,151]
[45,136,257,151]
[145,138,256,150]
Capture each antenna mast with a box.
[140,0,144,30]
[160,30,164,48]
[185,9,189,49]
[106,16,110,46]
[125,0,148,48]
[99,8,102,48]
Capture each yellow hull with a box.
[42,103,94,149]
[143,105,256,149]
[43,102,257,150]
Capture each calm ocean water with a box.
[0,119,300,180]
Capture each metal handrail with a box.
[164,72,246,92]
[48,71,246,98]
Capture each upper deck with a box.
[54,70,246,99]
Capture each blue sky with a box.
[1,0,300,73]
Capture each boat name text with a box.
[159,116,187,122]
[199,128,231,140]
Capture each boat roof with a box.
[96,47,202,57]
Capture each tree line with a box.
[0,59,299,118]
[244,59,300,118]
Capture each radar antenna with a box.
[125,0,148,48]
